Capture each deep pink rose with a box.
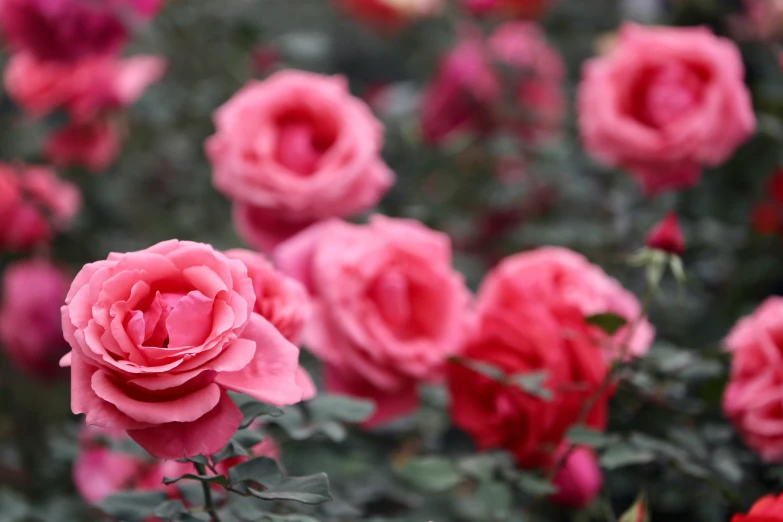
[275,216,470,426]
[225,248,317,400]
[479,247,653,361]
[0,0,161,63]
[724,297,783,462]
[578,24,756,195]
[0,259,71,380]
[550,447,603,508]
[206,71,394,253]
[462,0,550,18]
[61,240,306,459]
[4,52,166,121]
[333,0,443,31]
[0,162,81,251]
[74,425,280,505]
[447,247,652,468]
[421,22,565,146]
[45,118,121,173]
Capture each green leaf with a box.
[309,395,376,423]
[229,456,283,487]
[233,429,266,449]
[240,401,284,429]
[152,499,188,520]
[163,474,230,488]
[567,426,618,448]
[457,358,506,381]
[178,454,209,466]
[458,454,501,482]
[0,489,29,522]
[249,473,333,505]
[600,444,656,470]
[260,515,322,522]
[512,372,553,401]
[618,492,649,522]
[97,491,168,522]
[586,313,628,335]
[212,439,249,464]
[398,456,462,492]
[515,471,557,496]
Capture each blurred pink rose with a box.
[4,52,167,121]
[225,248,317,400]
[447,247,652,468]
[334,0,443,31]
[479,247,654,361]
[578,24,756,195]
[275,216,470,426]
[551,447,603,508]
[61,240,306,459]
[462,0,550,18]
[0,0,161,62]
[0,259,71,380]
[724,297,783,462]
[421,22,565,146]
[0,162,81,251]
[206,71,394,253]
[45,118,121,173]
[74,425,280,505]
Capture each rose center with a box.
[370,271,412,331]
[631,62,706,129]
[274,111,338,177]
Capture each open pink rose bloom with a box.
[60,240,307,459]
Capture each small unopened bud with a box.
[645,211,685,256]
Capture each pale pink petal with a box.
[165,291,214,348]
[215,314,302,405]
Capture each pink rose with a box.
[333,0,443,31]
[275,215,470,426]
[421,22,565,146]
[225,248,317,400]
[45,118,121,173]
[206,71,394,252]
[0,0,160,62]
[0,259,71,380]
[60,240,306,459]
[724,297,783,462]
[74,425,280,505]
[550,447,603,508]
[4,52,167,121]
[578,24,756,195]
[479,247,654,361]
[462,0,550,18]
[447,247,652,468]
[0,162,81,251]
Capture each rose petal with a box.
[127,391,242,459]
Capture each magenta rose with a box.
[61,240,306,459]
[0,0,161,63]
[0,259,71,380]
[578,24,756,195]
[275,215,470,426]
[206,70,395,252]
[550,446,603,508]
[421,22,565,146]
[724,297,783,462]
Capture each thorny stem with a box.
[194,462,222,522]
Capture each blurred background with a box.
[2,0,783,520]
